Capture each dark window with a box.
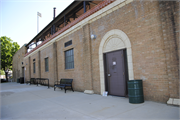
[33,62,35,73]
[65,49,74,69]
[65,40,72,47]
[45,57,49,72]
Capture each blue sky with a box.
[0,0,74,47]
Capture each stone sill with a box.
[167,98,180,106]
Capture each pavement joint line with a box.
[2,83,179,119]
[1,90,76,119]
[21,89,100,120]
[0,86,48,93]
[105,103,145,119]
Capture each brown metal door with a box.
[106,50,126,96]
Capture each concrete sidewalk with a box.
[0,82,179,120]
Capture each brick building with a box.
[13,0,179,103]
[13,44,26,81]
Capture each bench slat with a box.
[54,79,74,93]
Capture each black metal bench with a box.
[54,79,74,93]
[26,78,49,88]
[36,78,49,88]
[26,78,36,85]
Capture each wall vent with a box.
[65,40,72,47]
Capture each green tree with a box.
[0,69,5,75]
[0,36,20,81]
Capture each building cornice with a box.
[24,0,133,59]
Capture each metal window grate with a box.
[45,57,49,72]
[33,62,35,73]
[65,49,74,69]
[65,40,72,47]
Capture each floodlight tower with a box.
[37,12,42,34]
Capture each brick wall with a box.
[21,0,179,103]
[56,29,86,91]
[24,57,29,82]
[40,45,55,86]
[157,1,179,99]
[12,45,26,82]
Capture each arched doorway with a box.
[99,29,134,95]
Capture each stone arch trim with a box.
[99,29,134,95]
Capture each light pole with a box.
[37,12,42,34]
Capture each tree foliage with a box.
[1,36,20,71]
[0,69,5,75]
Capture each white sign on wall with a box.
[113,62,116,65]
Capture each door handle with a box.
[108,74,111,77]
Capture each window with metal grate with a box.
[45,57,49,72]
[65,49,74,69]
[33,62,35,73]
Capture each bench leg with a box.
[54,86,56,91]
[65,89,66,93]
[71,87,74,92]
